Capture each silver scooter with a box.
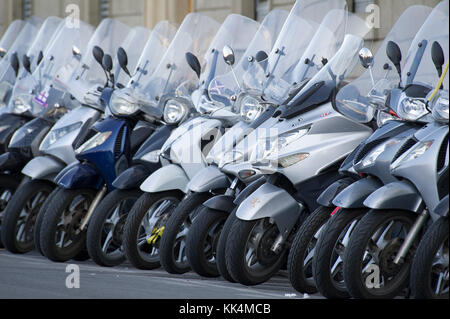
[343,2,449,299]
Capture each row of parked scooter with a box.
[0,0,448,299]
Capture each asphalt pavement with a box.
[0,249,322,299]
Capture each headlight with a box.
[163,99,187,124]
[252,129,309,163]
[41,122,83,150]
[13,97,31,114]
[432,91,449,123]
[140,150,161,163]
[391,140,434,170]
[110,94,140,116]
[360,138,402,168]
[397,96,428,121]
[376,111,397,128]
[75,131,112,154]
[240,96,265,123]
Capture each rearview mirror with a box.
[431,41,445,77]
[359,47,374,69]
[102,54,113,72]
[93,46,104,66]
[185,52,201,78]
[22,55,32,74]
[117,47,131,77]
[223,45,235,66]
[37,51,44,66]
[255,51,268,63]
[10,52,19,77]
[386,41,402,80]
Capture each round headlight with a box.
[240,96,264,123]
[110,94,140,116]
[163,99,187,124]
[13,97,31,114]
[432,91,449,123]
[398,96,428,121]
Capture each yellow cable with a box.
[428,60,449,102]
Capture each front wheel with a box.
[0,175,21,248]
[343,210,417,299]
[288,206,333,294]
[87,189,142,267]
[410,217,449,299]
[122,191,183,270]
[226,218,289,286]
[40,188,96,262]
[159,192,212,274]
[186,207,228,278]
[1,179,54,253]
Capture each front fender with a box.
[188,166,230,193]
[22,156,65,181]
[317,177,355,207]
[112,164,153,190]
[203,195,236,213]
[236,183,303,239]
[56,163,104,190]
[333,178,383,209]
[364,181,423,212]
[140,164,189,193]
[433,195,448,218]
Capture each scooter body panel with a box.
[317,177,356,207]
[0,113,28,153]
[21,156,65,181]
[333,177,383,208]
[187,165,230,193]
[140,164,190,193]
[57,162,104,190]
[39,105,101,165]
[363,180,423,212]
[236,182,303,237]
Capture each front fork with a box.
[79,185,108,231]
[394,209,429,265]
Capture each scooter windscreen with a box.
[108,21,178,116]
[0,18,43,98]
[0,20,26,60]
[207,10,288,111]
[131,13,221,118]
[334,5,435,124]
[6,20,95,117]
[185,14,261,114]
[57,18,130,108]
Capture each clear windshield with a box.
[207,10,288,110]
[128,21,178,91]
[115,26,151,87]
[0,20,26,58]
[335,5,434,123]
[402,0,449,89]
[0,18,43,85]
[137,13,220,117]
[16,17,63,81]
[57,18,130,104]
[7,20,95,115]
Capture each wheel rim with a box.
[0,188,13,224]
[55,194,92,252]
[172,206,203,267]
[429,235,449,297]
[302,223,327,285]
[136,197,180,263]
[329,219,360,290]
[203,218,226,265]
[243,219,283,275]
[358,216,413,296]
[101,198,135,258]
[15,190,49,249]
